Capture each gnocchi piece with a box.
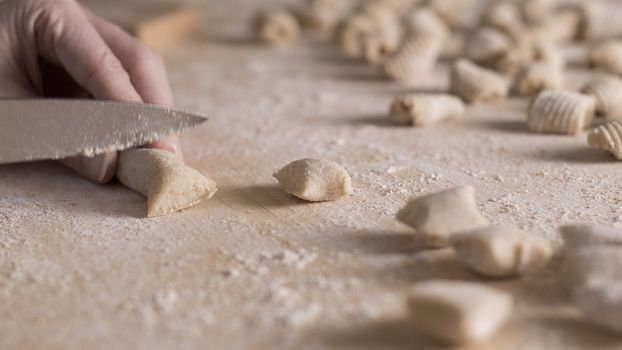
[525,8,580,44]
[256,9,301,46]
[396,186,489,247]
[582,75,622,118]
[450,59,510,104]
[388,94,465,126]
[300,0,356,36]
[273,158,352,202]
[520,0,558,24]
[560,224,622,250]
[514,63,563,97]
[526,90,596,135]
[580,1,622,41]
[338,8,402,59]
[405,7,449,40]
[514,44,565,97]
[426,0,480,29]
[464,27,513,70]
[561,246,622,335]
[587,120,622,160]
[590,41,622,76]
[116,149,218,218]
[561,246,622,290]
[383,33,443,84]
[407,280,513,345]
[482,1,524,35]
[450,226,553,278]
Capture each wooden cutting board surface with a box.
[1,0,622,349]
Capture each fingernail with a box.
[163,139,184,159]
[82,153,108,183]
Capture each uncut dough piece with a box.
[450,226,553,278]
[116,149,218,218]
[520,0,557,24]
[482,1,524,35]
[464,27,513,69]
[273,158,352,202]
[396,185,489,247]
[561,246,622,335]
[580,1,622,41]
[388,94,465,126]
[514,62,564,97]
[560,224,622,250]
[300,0,356,36]
[383,33,443,84]
[256,9,300,46]
[450,59,510,104]
[587,120,622,160]
[526,90,596,135]
[514,44,565,97]
[407,280,513,345]
[582,75,622,118]
[590,41,622,76]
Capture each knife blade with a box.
[0,99,208,165]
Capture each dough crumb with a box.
[273,158,352,202]
[451,226,553,278]
[116,149,218,218]
[396,185,489,247]
[407,280,513,345]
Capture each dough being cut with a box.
[396,186,489,247]
[407,280,513,345]
[116,149,218,218]
[273,158,352,202]
[450,226,553,278]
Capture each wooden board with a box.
[1,0,622,349]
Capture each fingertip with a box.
[61,151,118,184]
[147,136,184,160]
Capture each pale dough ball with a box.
[407,280,513,345]
[450,226,553,278]
[273,158,352,202]
[396,185,489,247]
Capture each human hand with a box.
[0,0,183,183]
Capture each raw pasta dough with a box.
[407,280,513,345]
[450,226,552,278]
[526,90,596,135]
[396,185,489,247]
[388,94,465,126]
[587,120,622,160]
[116,149,218,218]
[273,158,352,202]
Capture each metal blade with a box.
[0,99,207,164]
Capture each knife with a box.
[0,99,208,165]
